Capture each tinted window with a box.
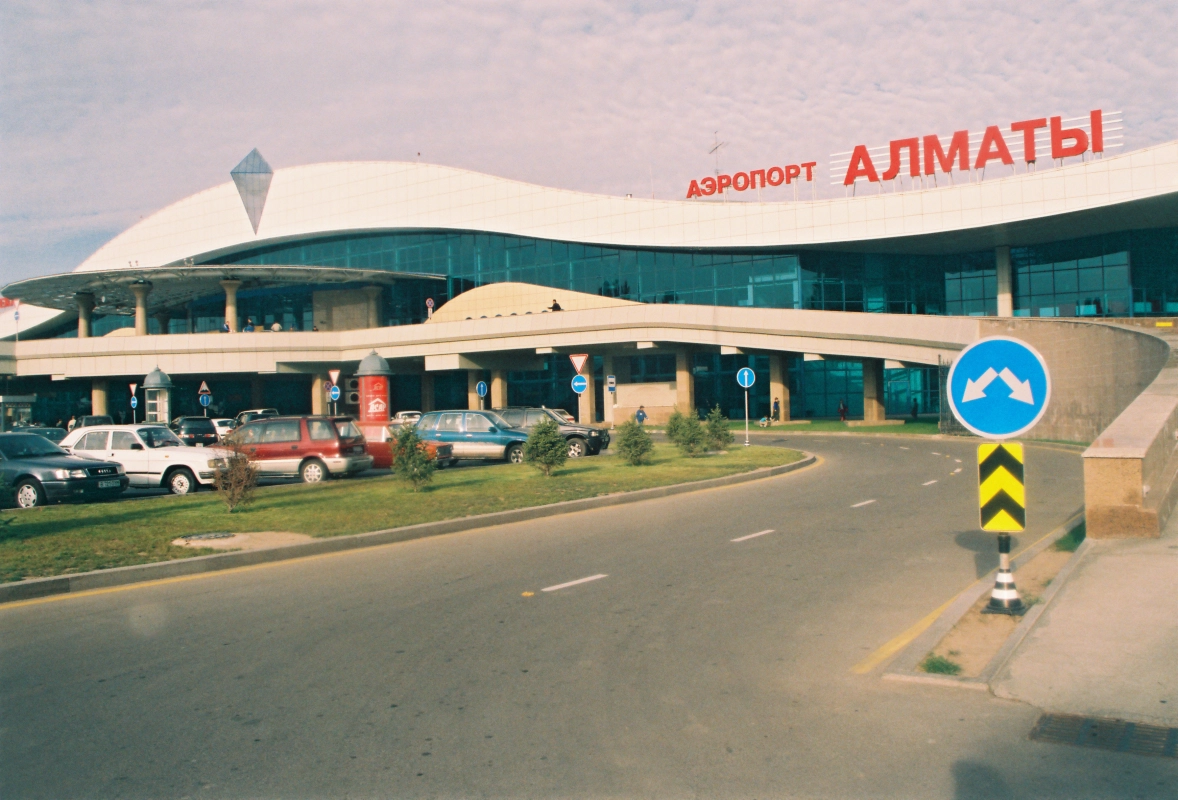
[141,427,183,448]
[525,410,548,426]
[308,419,336,440]
[180,419,215,433]
[0,435,66,459]
[465,413,493,432]
[498,410,524,427]
[237,423,264,444]
[437,413,463,433]
[262,421,302,443]
[415,413,439,431]
[334,421,361,439]
[484,412,510,429]
[76,431,110,450]
[111,431,140,450]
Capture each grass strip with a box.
[0,444,802,583]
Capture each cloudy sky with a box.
[2,0,1174,281]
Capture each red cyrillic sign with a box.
[686,162,816,198]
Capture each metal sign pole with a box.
[744,389,750,447]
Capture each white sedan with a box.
[59,424,233,495]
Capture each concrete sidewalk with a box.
[992,517,1178,727]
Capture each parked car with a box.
[72,415,114,430]
[233,408,279,427]
[229,415,373,482]
[414,410,528,463]
[549,408,576,424]
[169,416,220,447]
[21,427,68,444]
[357,420,453,469]
[389,410,422,428]
[0,432,128,508]
[210,418,235,439]
[494,407,610,457]
[60,424,233,495]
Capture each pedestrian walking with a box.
[635,406,647,425]
[911,397,919,420]
[837,399,847,422]
[772,397,781,423]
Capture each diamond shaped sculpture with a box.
[230,149,273,234]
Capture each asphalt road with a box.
[3,435,1175,798]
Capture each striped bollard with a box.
[983,532,1026,615]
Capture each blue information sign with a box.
[476,380,488,398]
[736,367,756,389]
[327,385,342,402]
[571,374,589,394]
[129,396,138,409]
[948,336,1051,439]
[199,394,212,407]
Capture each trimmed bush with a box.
[392,424,436,491]
[524,417,568,476]
[615,419,654,466]
[705,404,734,451]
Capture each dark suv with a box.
[169,416,219,447]
[494,407,609,457]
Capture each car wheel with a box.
[15,479,45,509]
[300,459,328,483]
[506,444,524,464]
[567,437,587,458]
[167,468,197,495]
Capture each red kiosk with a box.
[354,350,394,468]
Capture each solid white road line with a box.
[852,499,877,508]
[541,574,608,592]
[922,480,938,486]
[731,529,775,542]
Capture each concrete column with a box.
[91,379,108,416]
[769,352,791,422]
[467,370,483,410]
[76,293,95,338]
[675,347,695,414]
[577,367,597,424]
[129,282,151,336]
[862,358,886,422]
[421,373,434,412]
[220,279,241,332]
[601,355,615,426]
[996,246,1013,317]
[491,370,508,409]
[363,286,382,328]
[251,377,265,408]
[311,374,327,415]
[153,311,171,335]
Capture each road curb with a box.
[0,453,816,605]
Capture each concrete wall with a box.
[313,289,370,331]
[979,318,1170,444]
[614,382,677,424]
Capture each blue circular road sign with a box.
[129,396,138,409]
[199,394,212,407]
[476,380,488,398]
[736,367,756,389]
[327,385,342,402]
[571,374,589,394]
[948,336,1051,439]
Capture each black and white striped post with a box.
[983,532,1026,615]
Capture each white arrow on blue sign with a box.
[130,396,138,409]
[571,374,589,394]
[199,394,212,407]
[736,367,756,389]
[476,380,488,398]
[328,385,342,402]
[948,336,1051,439]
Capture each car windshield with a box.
[26,428,68,443]
[482,412,510,429]
[140,427,184,448]
[0,434,68,459]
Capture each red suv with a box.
[231,416,373,482]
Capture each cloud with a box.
[1,0,1174,280]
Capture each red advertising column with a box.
[355,350,393,467]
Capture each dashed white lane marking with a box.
[731,529,775,543]
[852,499,877,508]
[542,574,608,592]
[955,459,962,463]
[931,451,941,455]
[922,480,938,486]
[953,468,962,474]
[898,446,909,450]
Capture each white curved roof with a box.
[76,141,1178,275]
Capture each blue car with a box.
[415,411,528,464]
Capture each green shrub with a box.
[705,405,734,451]
[392,424,436,492]
[213,439,260,512]
[524,417,567,476]
[920,654,962,675]
[1054,521,1087,552]
[675,412,707,457]
[665,407,688,444]
[615,419,654,466]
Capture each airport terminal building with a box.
[2,121,1177,433]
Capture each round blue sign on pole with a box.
[199,394,212,407]
[476,380,488,398]
[571,374,589,394]
[327,385,341,402]
[130,396,138,409]
[736,367,756,389]
[948,336,1051,439]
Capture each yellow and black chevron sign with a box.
[978,443,1025,532]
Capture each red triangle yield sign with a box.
[569,354,589,375]
[328,369,341,386]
